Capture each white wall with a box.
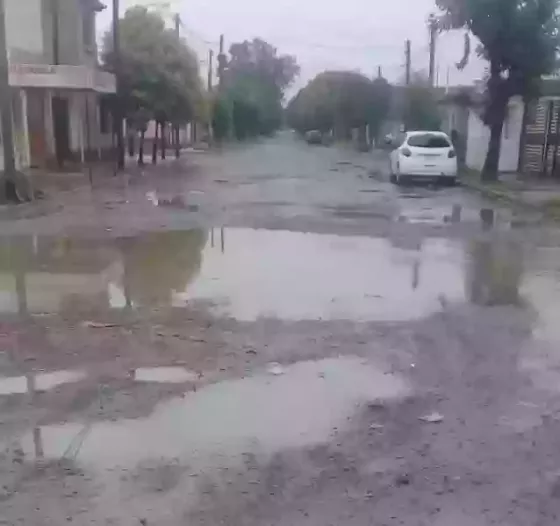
[466,98,524,173]
[6,0,44,61]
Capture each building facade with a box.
[3,0,116,171]
[440,88,524,173]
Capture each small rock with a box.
[267,363,285,376]
[419,412,444,424]
[82,321,119,329]
[369,423,384,431]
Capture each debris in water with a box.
[369,423,384,431]
[81,321,119,329]
[419,412,444,424]
[267,362,285,376]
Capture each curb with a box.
[0,198,62,221]
[460,177,539,211]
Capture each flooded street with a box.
[2,136,560,524]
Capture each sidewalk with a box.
[461,169,560,218]
[0,150,204,224]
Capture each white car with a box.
[389,131,458,185]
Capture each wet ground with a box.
[2,133,560,524]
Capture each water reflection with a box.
[119,230,207,308]
[480,208,495,231]
[467,239,523,306]
[0,228,531,321]
[0,369,87,395]
[0,231,207,314]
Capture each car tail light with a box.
[448,149,456,158]
[401,147,412,157]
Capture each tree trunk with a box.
[127,132,135,157]
[138,130,145,165]
[482,119,504,182]
[161,122,166,160]
[481,65,509,182]
[152,122,158,164]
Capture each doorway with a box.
[52,95,70,167]
[27,90,46,168]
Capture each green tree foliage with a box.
[211,96,231,141]
[101,7,203,160]
[224,38,299,139]
[436,0,560,181]
[286,71,392,141]
[403,73,442,131]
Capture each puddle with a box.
[0,228,469,321]
[0,226,553,323]
[133,367,198,384]
[181,230,468,321]
[0,369,86,395]
[16,357,409,469]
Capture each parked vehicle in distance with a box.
[305,130,323,145]
[389,131,458,185]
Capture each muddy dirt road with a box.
[1,134,560,525]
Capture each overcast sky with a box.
[98,0,486,96]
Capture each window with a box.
[407,134,450,148]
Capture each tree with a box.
[224,38,299,138]
[212,95,231,141]
[368,75,392,144]
[436,0,560,181]
[101,7,203,163]
[403,72,442,131]
[286,70,393,143]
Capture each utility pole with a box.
[217,34,226,92]
[207,49,214,144]
[51,0,59,65]
[428,14,438,87]
[0,0,16,197]
[112,0,125,170]
[174,13,180,38]
[405,40,411,85]
[207,49,214,93]
[173,13,180,157]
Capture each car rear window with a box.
[407,134,450,148]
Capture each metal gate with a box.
[522,98,560,177]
